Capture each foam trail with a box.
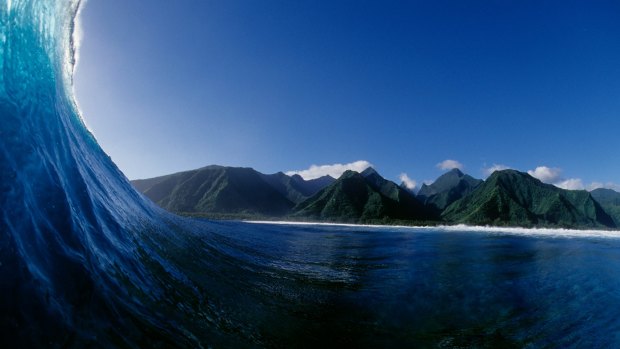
[245,221,620,239]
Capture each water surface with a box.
[172,220,620,348]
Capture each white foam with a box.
[244,221,620,239]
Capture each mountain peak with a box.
[340,170,362,179]
[361,167,379,177]
[290,173,304,181]
[417,169,483,211]
[293,166,431,222]
[444,169,615,228]
[487,169,543,186]
[447,168,464,176]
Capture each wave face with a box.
[0,1,211,346]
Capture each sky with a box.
[75,0,620,191]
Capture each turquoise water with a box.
[2,0,620,347]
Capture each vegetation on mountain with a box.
[442,170,615,228]
[259,172,335,204]
[292,170,433,223]
[591,188,620,226]
[417,168,483,211]
[131,165,293,216]
[133,166,620,230]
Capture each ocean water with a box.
[2,0,620,347]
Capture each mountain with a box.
[442,170,615,228]
[133,165,618,229]
[259,172,335,204]
[591,188,620,226]
[293,169,432,223]
[361,167,400,200]
[131,165,294,216]
[417,168,483,211]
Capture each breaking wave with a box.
[0,1,237,346]
[247,221,620,239]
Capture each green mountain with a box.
[133,165,619,230]
[591,188,620,226]
[293,169,432,223]
[442,170,615,228]
[260,172,335,204]
[417,168,483,211]
[131,165,294,216]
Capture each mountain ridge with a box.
[293,169,433,223]
[442,170,615,228]
[417,168,483,211]
[132,165,620,230]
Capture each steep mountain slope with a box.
[417,169,483,211]
[591,188,620,226]
[442,170,615,228]
[293,170,432,223]
[260,172,335,204]
[132,165,294,215]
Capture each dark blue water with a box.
[182,221,620,348]
[2,0,620,347]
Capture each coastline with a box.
[243,220,620,239]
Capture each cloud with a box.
[483,164,511,177]
[588,182,604,191]
[527,166,584,190]
[436,159,463,171]
[525,165,616,192]
[527,166,562,183]
[555,178,584,190]
[399,173,417,191]
[286,160,372,180]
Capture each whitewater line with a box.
[243,220,620,239]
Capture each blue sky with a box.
[75,0,620,190]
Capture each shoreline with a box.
[243,220,620,239]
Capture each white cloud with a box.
[587,182,604,191]
[555,178,584,190]
[525,165,616,192]
[399,173,417,191]
[436,159,463,171]
[286,160,373,180]
[606,183,620,191]
[527,166,562,183]
[483,164,511,177]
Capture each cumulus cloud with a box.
[399,173,417,191]
[483,164,511,177]
[527,166,562,183]
[525,165,611,191]
[286,160,373,180]
[436,159,463,171]
[555,178,584,190]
